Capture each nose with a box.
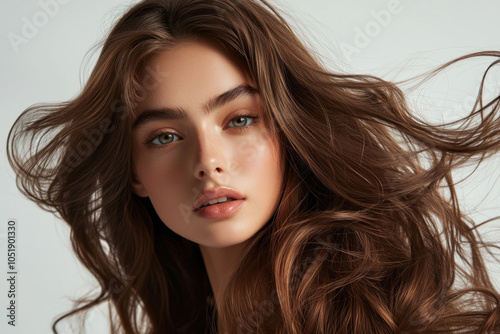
[193,132,227,180]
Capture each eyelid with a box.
[142,112,260,147]
[143,129,181,145]
[225,113,260,130]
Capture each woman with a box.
[7,0,500,332]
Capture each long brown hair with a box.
[7,0,500,332]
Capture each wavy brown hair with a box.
[7,0,500,333]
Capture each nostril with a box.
[194,164,224,179]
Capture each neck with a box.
[199,243,245,311]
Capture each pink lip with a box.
[193,199,245,219]
[193,186,245,219]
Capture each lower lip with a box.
[193,200,245,219]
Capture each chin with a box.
[195,230,255,249]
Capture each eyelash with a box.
[228,114,259,130]
[144,114,260,147]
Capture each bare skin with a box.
[131,39,284,327]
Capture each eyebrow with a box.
[132,84,259,129]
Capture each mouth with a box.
[193,186,245,210]
[192,186,245,219]
[198,196,236,209]
[193,198,245,219]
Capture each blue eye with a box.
[228,116,255,128]
[150,133,180,145]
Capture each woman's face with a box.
[132,39,284,248]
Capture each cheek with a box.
[134,150,188,202]
[138,159,191,226]
[232,133,282,184]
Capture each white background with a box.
[1,0,500,333]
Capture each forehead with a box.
[136,39,252,113]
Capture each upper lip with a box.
[193,186,245,210]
